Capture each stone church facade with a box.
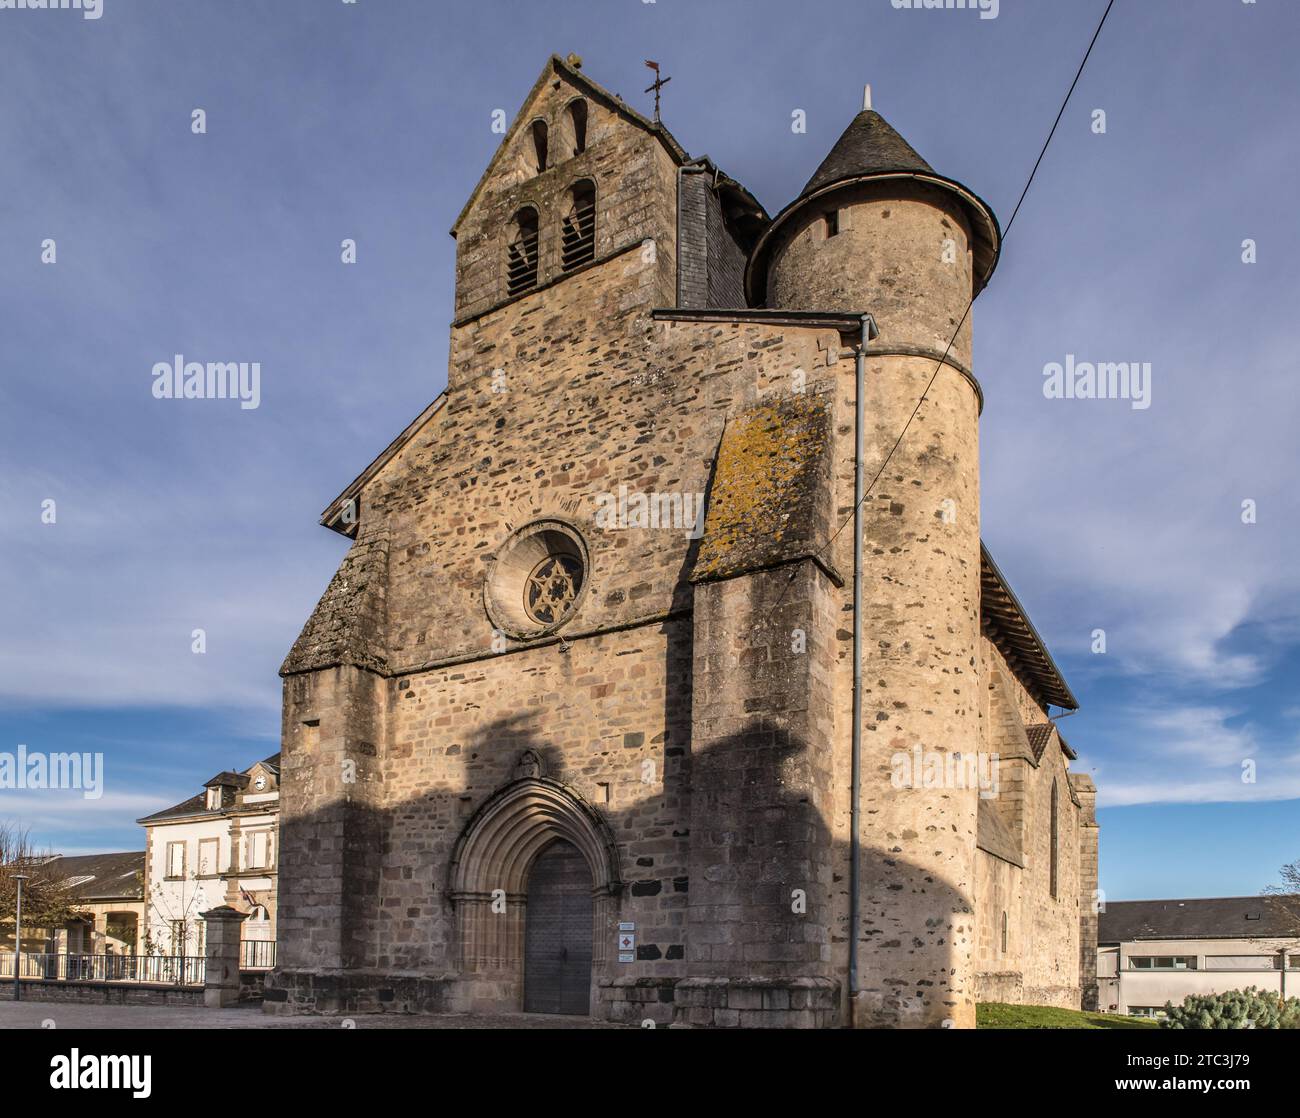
[266,55,1098,1028]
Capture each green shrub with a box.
[1160,986,1300,1029]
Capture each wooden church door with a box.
[523,840,593,1014]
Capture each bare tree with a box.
[1265,860,1300,926]
[0,822,78,943]
[146,871,210,957]
[1262,859,1300,1005]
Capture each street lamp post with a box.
[13,874,30,1003]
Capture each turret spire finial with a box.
[862,84,872,112]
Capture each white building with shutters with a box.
[137,754,280,963]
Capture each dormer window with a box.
[565,99,588,157]
[561,181,596,271]
[206,786,222,811]
[530,120,548,173]
[506,207,540,296]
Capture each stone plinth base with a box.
[670,977,839,1029]
[262,969,453,1016]
[974,970,1024,1005]
[597,977,677,1026]
[266,969,838,1026]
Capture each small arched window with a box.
[1049,779,1060,899]
[506,207,540,297]
[530,120,548,173]
[565,99,588,157]
[1001,911,1008,953]
[560,181,596,271]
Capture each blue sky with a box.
[0,0,1296,901]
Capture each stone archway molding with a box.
[447,755,622,976]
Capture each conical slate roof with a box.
[744,103,1002,303]
[799,109,934,199]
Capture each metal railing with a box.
[0,952,205,986]
[239,939,276,969]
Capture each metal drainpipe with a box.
[848,312,875,1026]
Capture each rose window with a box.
[484,520,590,638]
[524,554,584,625]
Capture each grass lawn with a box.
[978,1002,1160,1030]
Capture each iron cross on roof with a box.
[644,60,671,122]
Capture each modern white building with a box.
[1098,897,1299,1017]
[137,754,280,964]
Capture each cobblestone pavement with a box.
[0,1001,632,1029]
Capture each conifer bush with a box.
[1160,986,1300,1029]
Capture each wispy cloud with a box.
[0,789,186,844]
[1092,705,1300,807]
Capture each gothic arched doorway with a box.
[447,752,622,1014]
[523,840,593,1014]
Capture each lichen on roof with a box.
[281,531,390,676]
[692,392,834,583]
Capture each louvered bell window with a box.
[560,182,596,272]
[506,207,540,297]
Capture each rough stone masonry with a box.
[266,54,1098,1028]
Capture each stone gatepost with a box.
[201,905,248,1008]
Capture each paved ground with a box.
[0,1001,630,1029]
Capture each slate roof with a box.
[746,105,1002,304]
[281,528,391,676]
[980,546,1077,711]
[1099,897,1300,944]
[800,110,934,198]
[137,754,282,824]
[1024,723,1055,763]
[138,792,204,823]
[52,851,145,901]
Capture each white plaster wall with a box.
[1099,937,1297,1014]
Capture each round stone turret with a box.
[745,105,1000,368]
[747,99,1004,1028]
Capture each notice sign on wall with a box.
[617,927,635,962]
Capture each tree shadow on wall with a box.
[272,699,976,1027]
